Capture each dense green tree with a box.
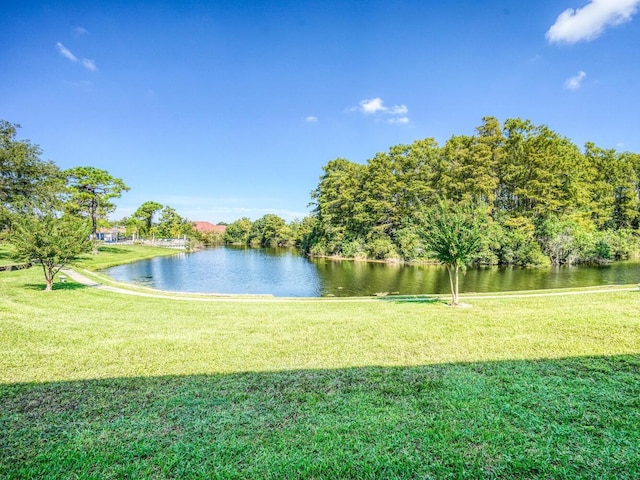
[373,139,442,240]
[224,217,253,244]
[359,151,398,238]
[249,214,289,247]
[310,158,366,255]
[1,121,64,226]
[5,214,91,291]
[65,166,129,246]
[441,118,503,207]
[499,119,587,218]
[418,201,487,306]
[131,201,164,238]
[156,206,193,238]
[472,116,504,207]
[585,143,639,229]
[439,134,475,202]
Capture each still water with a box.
[102,246,640,297]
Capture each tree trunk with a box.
[446,263,461,306]
[453,264,459,306]
[446,264,456,305]
[40,263,52,291]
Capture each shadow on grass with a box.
[98,246,133,254]
[23,282,90,292]
[377,295,444,304]
[1,355,639,479]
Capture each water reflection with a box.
[102,246,640,297]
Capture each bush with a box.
[366,236,399,260]
[340,238,367,259]
[394,227,424,261]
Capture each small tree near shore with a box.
[6,214,91,291]
[418,200,486,306]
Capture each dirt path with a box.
[61,267,638,303]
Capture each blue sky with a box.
[2,0,639,223]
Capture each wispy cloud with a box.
[74,26,89,36]
[61,80,93,91]
[305,116,318,123]
[56,42,98,72]
[349,97,410,124]
[82,58,97,72]
[56,42,77,62]
[564,70,587,90]
[546,0,640,44]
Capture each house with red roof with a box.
[192,221,227,234]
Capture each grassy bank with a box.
[72,243,181,270]
[1,246,639,478]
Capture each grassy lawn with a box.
[72,243,181,270]
[1,245,639,478]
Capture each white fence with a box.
[104,238,190,249]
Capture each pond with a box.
[102,246,640,297]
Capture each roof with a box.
[192,221,227,233]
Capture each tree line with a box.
[304,116,640,266]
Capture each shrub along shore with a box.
[1,244,639,478]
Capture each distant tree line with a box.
[223,214,313,248]
[303,117,640,265]
[118,200,196,240]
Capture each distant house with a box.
[96,226,127,242]
[192,221,227,234]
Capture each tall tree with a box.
[386,138,442,228]
[585,143,639,229]
[6,214,91,291]
[65,167,129,246]
[156,206,193,238]
[132,201,163,237]
[417,200,487,306]
[310,158,365,254]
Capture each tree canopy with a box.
[417,200,486,305]
[131,201,164,238]
[6,214,91,291]
[0,121,64,226]
[65,166,130,243]
[305,116,640,266]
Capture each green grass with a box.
[1,248,640,478]
[72,243,180,270]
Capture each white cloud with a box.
[389,104,408,115]
[305,116,318,123]
[56,42,78,61]
[56,42,98,72]
[74,26,89,36]
[388,116,409,125]
[564,70,587,90]
[546,0,640,44]
[350,97,410,124]
[359,97,387,114]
